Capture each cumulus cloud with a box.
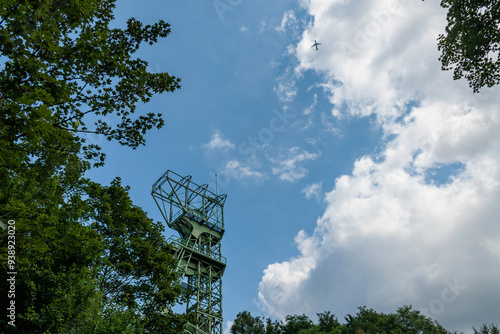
[258,0,500,332]
[224,321,233,334]
[271,147,320,182]
[296,0,449,121]
[203,130,235,150]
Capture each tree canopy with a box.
[0,0,180,171]
[0,0,186,332]
[231,306,500,334]
[437,0,500,92]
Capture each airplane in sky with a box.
[311,40,321,50]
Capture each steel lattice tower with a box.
[152,170,227,334]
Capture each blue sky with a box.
[87,1,500,333]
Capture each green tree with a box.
[434,322,462,334]
[1,172,188,333]
[282,314,314,334]
[0,0,185,332]
[298,311,343,334]
[396,305,436,334]
[265,317,283,334]
[299,325,343,334]
[0,0,181,228]
[473,324,500,334]
[343,306,405,334]
[0,0,180,172]
[0,155,104,332]
[231,311,266,334]
[230,307,499,334]
[84,178,187,332]
[317,311,342,333]
[437,0,500,92]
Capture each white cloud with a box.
[259,237,317,319]
[260,133,500,328]
[224,320,233,334]
[303,93,318,115]
[259,0,500,331]
[295,0,449,122]
[271,147,320,182]
[320,112,342,136]
[259,21,267,33]
[302,181,323,200]
[274,66,298,104]
[203,130,235,150]
[224,159,265,182]
[276,9,299,34]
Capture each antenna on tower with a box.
[215,173,218,195]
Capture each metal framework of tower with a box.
[152,170,227,334]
